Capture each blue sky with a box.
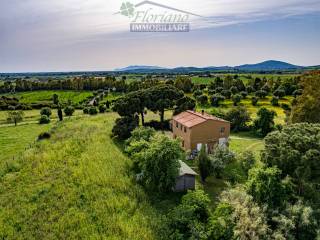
[0,0,320,72]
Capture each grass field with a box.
[196,95,292,125]
[0,109,84,125]
[2,91,93,104]
[0,123,52,162]
[0,114,165,239]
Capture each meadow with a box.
[0,114,164,239]
[3,90,92,104]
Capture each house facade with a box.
[172,110,230,153]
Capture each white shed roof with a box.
[179,160,197,176]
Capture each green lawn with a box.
[2,90,93,104]
[0,113,163,239]
[0,123,52,162]
[0,109,84,125]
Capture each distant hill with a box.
[114,65,168,72]
[235,60,303,71]
[114,60,309,73]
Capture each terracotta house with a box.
[171,110,230,153]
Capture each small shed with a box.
[174,161,197,192]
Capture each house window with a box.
[176,122,179,128]
[180,124,183,131]
[184,127,187,133]
[220,127,225,133]
[182,141,184,147]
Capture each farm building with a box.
[171,110,230,153]
[174,160,197,192]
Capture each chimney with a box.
[201,110,204,115]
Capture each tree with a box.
[193,89,202,98]
[64,106,75,116]
[230,86,238,95]
[57,106,63,121]
[208,203,235,240]
[210,94,225,107]
[52,93,59,105]
[261,123,320,201]
[220,187,270,240]
[225,107,251,132]
[254,107,276,136]
[40,107,52,117]
[246,167,293,209]
[112,115,139,140]
[291,71,320,123]
[138,134,183,192]
[221,90,231,99]
[272,201,318,240]
[251,96,259,106]
[209,146,235,178]
[255,90,268,99]
[273,88,286,98]
[240,91,248,99]
[146,85,184,125]
[174,76,194,93]
[232,94,242,106]
[237,151,255,176]
[7,110,24,126]
[197,95,208,105]
[173,96,196,115]
[198,145,211,182]
[89,107,98,115]
[99,104,107,113]
[168,190,211,240]
[39,115,50,124]
[271,96,279,106]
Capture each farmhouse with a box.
[174,160,197,192]
[171,110,230,153]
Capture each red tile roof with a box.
[173,110,228,128]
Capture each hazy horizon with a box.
[1,0,320,72]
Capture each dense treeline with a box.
[0,76,126,93]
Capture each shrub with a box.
[99,105,107,113]
[210,94,225,107]
[64,106,75,116]
[193,89,202,98]
[240,91,248,99]
[232,94,242,106]
[38,132,51,140]
[83,107,89,114]
[112,116,139,139]
[39,115,50,124]
[251,96,258,106]
[230,86,238,95]
[255,90,268,99]
[89,107,98,115]
[40,107,52,117]
[271,96,279,106]
[196,95,208,105]
[225,107,251,132]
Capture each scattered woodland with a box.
[0,71,319,239]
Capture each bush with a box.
[38,132,51,140]
[144,120,171,131]
[193,89,202,98]
[271,96,279,106]
[99,105,107,113]
[196,95,208,105]
[251,96,258,106]
[210,94,225,107]
[39,115,50,124]
[83,107,89,114]
[89,107,98,115]
[232,94,242,106]
[112,116,139,139]
[225,107,251,132]
[64,106,75,116]
[40,107,52,117]
[255,90,268,99]
[240,91,248,99]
